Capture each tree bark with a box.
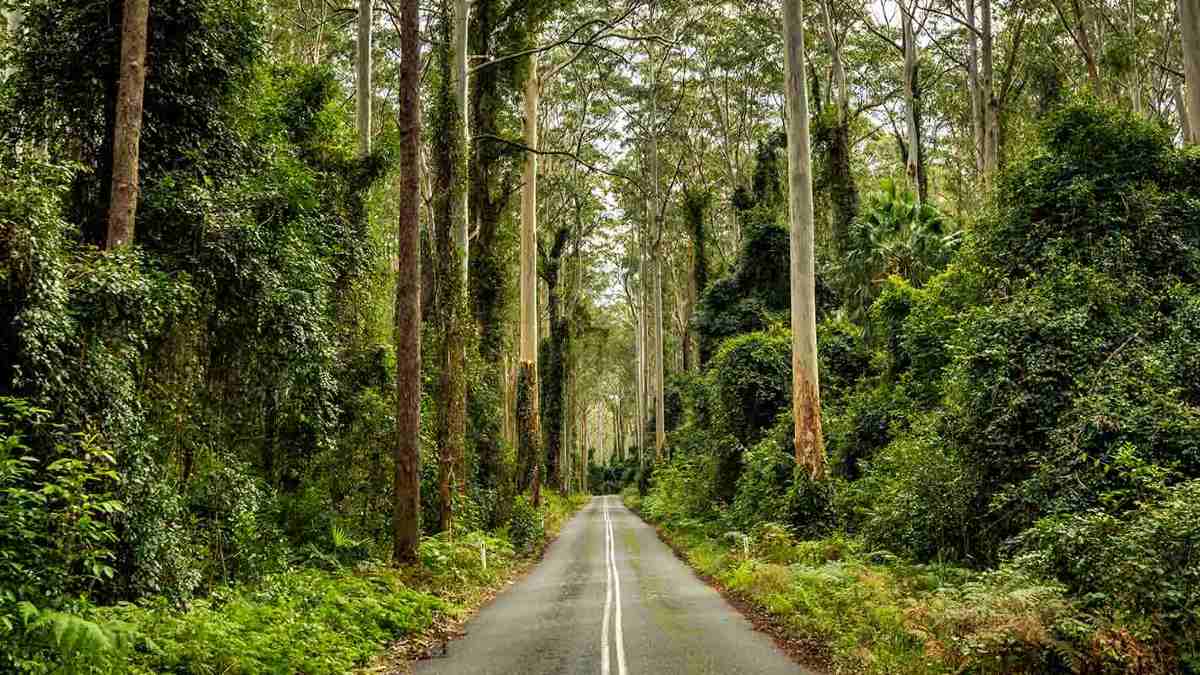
[392,0,421,564]
[901,4,925,205]
[966,0,985,176]
[1177,78,1195,144]
[782,0,826,479]
[980,0,999,176]
[433,0,469,531]
[106,0,151,250]
[1182,0,1200,144]
[357,0,372,156]
[653,256,666,459]
[518,55,541,498]
[452,0,470,276]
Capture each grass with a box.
[624,488,1175,675]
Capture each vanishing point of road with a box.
[415,495,811,674]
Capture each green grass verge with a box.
[624,489,1179,675]
[13,492,589,675]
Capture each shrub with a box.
[508,495,544,555]
[100,567,441,674]
[854,419,982,562]
[1013,478,1200,636]
[728,436,833,538]
[708,329,792,446]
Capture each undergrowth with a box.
[5,492,587,674]
[626,488,1187,675]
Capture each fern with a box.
[18,601,138,673]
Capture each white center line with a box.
[603,497,628,675]
[601,499,612,675]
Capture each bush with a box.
[728,436,834,538]
[508,495,544,554]
[709,329,792,446]
[100,567,441,674]
[1013,478,1200,636]
[853,419,982,562]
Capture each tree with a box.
[900,2,926,204]
[393,0,421,564]
[782,0,825,479]
[357,0,372,156]
[519,54,541,505]
[1183,0,1200,143]
[106,0,151,249]
[432,0,469,532]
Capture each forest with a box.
[1,0,1199,672]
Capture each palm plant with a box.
[838,178,959,323]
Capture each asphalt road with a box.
[415,495,808,674]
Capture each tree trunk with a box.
[636,223,647,470]
[357,0,372,156]
[1177,79,1195,144]
[518,56,542,499]
[1182,0,1200,144]
[433,0,469,532]
[392,0,421,564]
[1075,0,1101,91]
[106,0,151,250]
[980,0,999,176]
[966,0,985,176]
[901,5,926,205]
[782,0,826,479]
[452,0,470,276]
[654,256,666,459]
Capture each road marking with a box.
[603,497,628,675]
[602,499,612,675]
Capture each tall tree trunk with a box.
[357,0,372,156]
[966,0,985,176]
[518,56,542,501]
[1177,78,1195,144]
[653,256,666,458]
[901,4,926,205]
[107,0,151,250]
[819,0,859,247]
[636,223,647,472]
[392,0,421,564]
[433,1,468,532]
[1074,0,1101,90]
[980,0,999,176]
[1183,0,1200,144]
[452,0,470,276]
[783,0,826,479]
[4,9,21,79]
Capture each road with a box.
[415,495,808,674]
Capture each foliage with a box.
[708,329,792,446]
[695,137,838,363]
[99,567,442,674]
[631,495,1114,675]
[508,495,544,555]
[1014,478,1200,636]
[837,178,958,323]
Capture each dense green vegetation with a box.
[2,0,1199,671]
[631,104,1200,672]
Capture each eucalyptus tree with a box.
[431,0,469,531]
[393,0,421,563]
[1183,0,1200,142]
[782,0,825,478]
[107,0,151,249]
[357,0,372,156]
